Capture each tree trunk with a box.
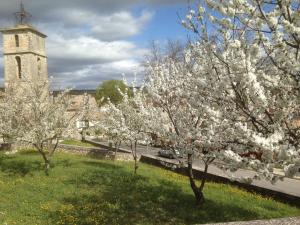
[40,152,51,175]
[36,144,51,176]
[49,138,59,157]
[113,141,121,161]
[40,151,51,175]
[187,153,205,206]
[82,129,86,142]
[131,141,139,175]
[134,155,138,175]
[44,158,51,176]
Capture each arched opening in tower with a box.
[15,56,22,79]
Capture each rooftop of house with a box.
[0,87,96,97]
[52,89,96,97]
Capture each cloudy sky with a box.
[0,0,188,90]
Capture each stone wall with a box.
[115,152,139,162]
[57,144,134,161]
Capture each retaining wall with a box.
[57,144,134,161]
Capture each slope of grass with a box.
[0,151,299,225]
[60,139,97,148]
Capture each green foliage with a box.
[93,127,105,136]
[0,151,299,225]
[95,80,133,107]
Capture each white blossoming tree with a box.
[0,87,26,145]
[99,85,152,174]
[140,0,300,205]
[176,1,300,184]
[0,80,77,175]
[144,47,231,205]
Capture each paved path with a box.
[194,163,300,197]
[204,217,300,225]
[89,139,300,198]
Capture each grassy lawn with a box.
[0,151,299,225]
[60,139,97,148]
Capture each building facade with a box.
[1,24,48,88]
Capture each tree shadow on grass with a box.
[49,160,260,225]
[0,156,43,177]
[0,151,73,177]
[18,149,40,156]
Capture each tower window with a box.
[37,57,41,74]
[15,56,22,79]
[15,35,20,47]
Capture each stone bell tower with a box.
[0,3,48,89]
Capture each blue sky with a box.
[129,3,188,47]
[0,0,189,89]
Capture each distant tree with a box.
[96,80,132,107]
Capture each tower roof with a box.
[0,24,47,38]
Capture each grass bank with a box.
[60,139,97,148]
[0,151,299,225]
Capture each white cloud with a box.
[43,32,149,89]
[48,35,144,62]
[91,10,153,41]
[51,59,143,90]
[46,9,153,41]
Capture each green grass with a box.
[0,151,299,225]
[60,139,97,148]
